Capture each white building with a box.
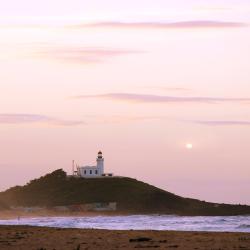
[74,151,113,178]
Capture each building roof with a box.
[79,166,97,169]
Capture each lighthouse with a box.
[74,151,112,178]
[96,151,104,175]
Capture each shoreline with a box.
[0,225,249,250]
[1,210,250,220]
[1,212,250,235]
[0,210,133,220]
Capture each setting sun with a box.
[186,143,193,149]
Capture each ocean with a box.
[0,215,250,232]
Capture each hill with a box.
[0,200,9,210]
[0,169,249,215]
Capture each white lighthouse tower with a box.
[96,150,104,176]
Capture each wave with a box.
[215,219,227,222]
[1,215,250,233]
[237,224,250,229]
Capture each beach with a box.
[0,225,249,250]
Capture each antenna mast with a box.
[72,160,75,175]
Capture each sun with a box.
[186,143,193,149]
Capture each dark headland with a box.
[0,169,250,216]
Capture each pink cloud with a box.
[70,21,247,30]
[194,120,250,126]
[35,47,141,64]
[0,114,85,126]
[85,114,165,124]
[75,93,250,104]
[146,86,192,92]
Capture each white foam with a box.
[0,215,250,232]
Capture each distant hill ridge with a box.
[0,169,250,215]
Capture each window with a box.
[84,170,86,175]
[90,170,92,174]
[95,170,98,175]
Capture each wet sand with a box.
[0,225,249,250]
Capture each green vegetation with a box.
[0,200,9,210]
[0,169,249,215]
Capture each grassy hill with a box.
[0,201,9,210]
[0,169,249,215]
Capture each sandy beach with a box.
[0,225,249,250]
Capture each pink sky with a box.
[0,0,250,205]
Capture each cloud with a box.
[35,47,141,64]
[0,114,85,126]
[0,113,166,126]
[70,21,247,30]
[193,120,250,126]
[194,6,233,12]
[85,114,165,124]
[75,93,250,104]
[146,86,192,92]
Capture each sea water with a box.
[0,215,250,233]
